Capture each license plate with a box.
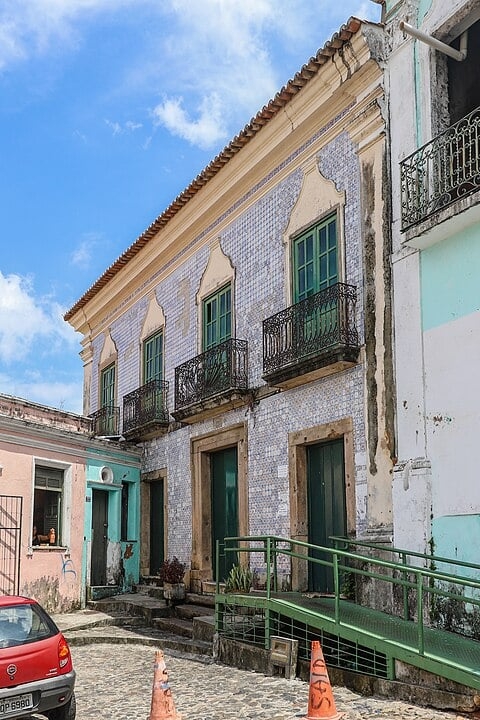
[0,693,33,716]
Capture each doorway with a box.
[91,490,108,586]
[211,446,239,582]
[307,439,346,592]
[190,424,248,591]
[289,418,355,593]
[149,479,165,576]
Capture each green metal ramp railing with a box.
[215,535,480,690]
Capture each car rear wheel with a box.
[47,692,76,720]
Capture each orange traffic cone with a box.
[148,649,181,720]
[304,640,343,719]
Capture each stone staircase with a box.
[87,583,215,658]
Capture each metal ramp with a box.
[215,535,480,691]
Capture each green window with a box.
[143,331,163,383]
[202,284,232,350]
[293,215,338,302]
[101,363,116,408]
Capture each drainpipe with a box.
[400,21,468,61]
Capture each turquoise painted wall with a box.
[83,448,141,593]
[386,0,431,14]
[432,514,480,586]
[421,224,480,331]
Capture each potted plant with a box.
[160,557,186,605]
[224,563,253,594]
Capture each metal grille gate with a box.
[0,495,23,595]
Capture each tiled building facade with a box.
[66,18,395,593]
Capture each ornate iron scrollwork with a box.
[401,105,480,231]
[174,339,248,411]
[262,282,358,376]
[89,404,120,436]
[122,379,169,435]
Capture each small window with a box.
[33,466,64,546]
[143,331,163,383]
[202,284,232,350]
[293,215,338,303]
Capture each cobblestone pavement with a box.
[68,642,462,720]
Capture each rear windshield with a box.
[0,603,57,649]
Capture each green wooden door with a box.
[307,439,346,593]
[211,446,238,581]
[149,480,164,576]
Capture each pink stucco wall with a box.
[0,396,89,612]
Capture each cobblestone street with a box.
[70,642,461,720]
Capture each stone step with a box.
[65,626,213,659]
[185,592,216,609]
[88,594,170,622]
[153,617,193,638]
[133,584,165,600]
[157,634,213,658]
[193,615,215,643]
[175,603,214,621]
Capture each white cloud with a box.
[0,0,142,71]
[105,119,122,136]
[0,371,83,414]
[125,120,142,131]
[70,232,103,269]
[0,272,79,364]
[149,0,280,149]
[152,93,228,150]
[105,118,143,136]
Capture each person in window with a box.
[32,525,49,546]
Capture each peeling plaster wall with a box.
[389,0,480,557]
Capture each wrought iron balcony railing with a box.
[263,282,359,382]
[89,404,120,437]
[174,338,248,413]
[401,105,480,231]
[122,379,169,439]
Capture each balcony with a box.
[401,106,480,246]
[122,380,169,441]
[262,282,359,388]
[173,339,248,423]
[89,404,120,437]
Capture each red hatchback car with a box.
[0,596,75,720]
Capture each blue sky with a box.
[0,0,381,414]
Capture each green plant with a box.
[224,564,253,593]
[160,557,186,584]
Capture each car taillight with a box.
[58,635,71,669]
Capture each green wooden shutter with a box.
[143,331,163,383]
[203,285,232,350]
[293,215,338,303]
[101,363,115,407]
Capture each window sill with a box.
[28,545,68,556]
